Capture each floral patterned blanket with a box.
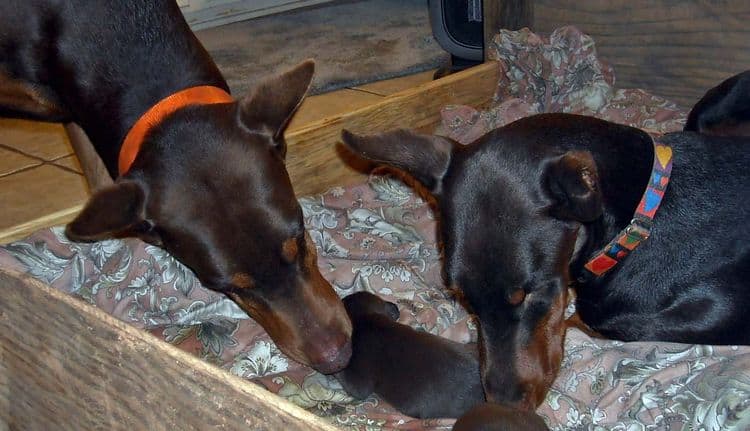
[2,27,749,431]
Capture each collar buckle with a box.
[625,217,652,242]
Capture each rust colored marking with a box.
[230,272,254,289]
[514,288,568,410]
[508,288,526,306]
[282,237,299,263]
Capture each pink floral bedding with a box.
[2,27,749,430]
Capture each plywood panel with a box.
[182,0,334,30]
[533,0,750,108]
[0,268,339,431]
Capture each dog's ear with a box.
[684,70,750,136]
[341,129,455,194]
[239,59,315,141]
[543,150,603,222]
[65,181,147,241]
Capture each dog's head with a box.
[65,61,352,374]
[343,291,400,322]
[341,119,601,407]
[453,402,550,431]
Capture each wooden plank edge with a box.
[0,204,83,245]
[186,0,335,31]
[283,61,501,196]
[0,267,341,431]
[286,61,500,138]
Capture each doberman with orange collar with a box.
[0,0,352,373]
[341,79,750,408]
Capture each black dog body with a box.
[342,112,750,407]
[575,130,750,344]
[336,292,485,419]
[0,0,352,373]
[0,0,227,171]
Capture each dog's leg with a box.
[565,312,605,338]
[0,72,69,122]
[64,123,114,191]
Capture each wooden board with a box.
[284,61,500,196]
[181,0,334,31]
[483,0,535,60]
[533,0,750,108]
[0,268,340,431]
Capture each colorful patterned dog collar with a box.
[583,138,673,277]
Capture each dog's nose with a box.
[308,337,352,374]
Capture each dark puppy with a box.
[685,70,750,136]
[0,0,351,373]
[335,292,485,419]
[341,112,750,408]
[453,403,549,431]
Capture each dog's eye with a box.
[508,288,527,306]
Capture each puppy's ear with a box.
[239,59,314,143]
[66,180,147,241]
[543,150,603,222]
[341,129,455,194]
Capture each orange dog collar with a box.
[118,86,234,175]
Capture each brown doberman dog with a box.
[0,0,351,373]
[342,95,750,407]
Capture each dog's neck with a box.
[77,64,227,179]
[49,1,228,178]
[118,85,233,175]
[569,129,656,279]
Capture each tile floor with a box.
[0,70,435,244]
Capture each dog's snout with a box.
[307,335,352,374]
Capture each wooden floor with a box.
[0,70,435,244]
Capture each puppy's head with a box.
[343,292,400,322]
[341,115,609,408]
[65,60,352,374]
[453,402,549,431]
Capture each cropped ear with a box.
[543,150,603,222]
[65,180,147,241]
[341,129,456,194]
[239,59,314,140]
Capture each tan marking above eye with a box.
[508,288,527,306]
[282,237,299,263]
[231,272,254,289]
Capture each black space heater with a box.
[428,0,484,75]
